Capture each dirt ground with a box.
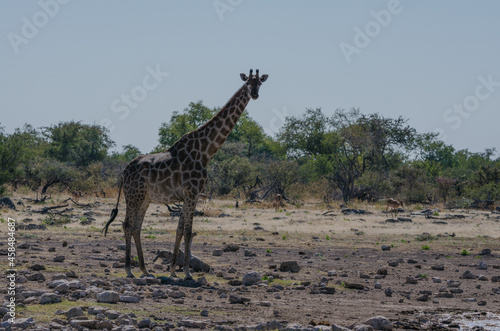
[1,193,500,330]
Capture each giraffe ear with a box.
[240,73,248,81]
[260,74,268,83]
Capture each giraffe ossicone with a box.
[103,69,268,279]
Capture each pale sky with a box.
[1,1,499,155]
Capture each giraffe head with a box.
[240,69,268,100]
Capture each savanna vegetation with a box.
[1,101,499,207]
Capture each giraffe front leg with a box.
[182,199,197,280]
[170,217,184,278]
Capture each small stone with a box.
[477,301,487,306]
[406,277,418,284]
[381,245,391,251]
[463,270,477,279]
[478,261,488,270]
[53,255,65,262]
[416,294,429,301]
[200,310,209,317]
[137,318,151,328]
[374,282,382,289]
[432,264,445,271]
[97,291,120,304]
[345,282,364,290]
[242,271,261,286]
[30,264,46,271]
[104,310,121,319]
[65,307,84,320]
[478,275,489,281]
[479,248,492,255]
[39,293,62,304]
[279,261,301,273]
[365,316,393,330]
[229,294,250,304]
[384,288,392,297]
[27,272,45,282]
[168,290,186,299]
[48,247,56,252]
[120,295,140,303]
[54,283,69,294]
[212,249,223,256]
[387,261,399,267]
[223,244,239,252]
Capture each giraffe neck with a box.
[196,84,251,163]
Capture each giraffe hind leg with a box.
[132,230,152,277]
[123,222,135,278]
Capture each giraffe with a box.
[103,69,268,279]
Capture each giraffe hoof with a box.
[126,274,135,279]
[141,273,155,278]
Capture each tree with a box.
[156,101,216,150]
[0,124,45,192]
[43,121,114,167]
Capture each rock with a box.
[406,277,418,285]
[27,272,45,282]
[97,291,120,303]
[11,317,35,329]
[365,316,393,330]
[88,306,109,315]
[447,280,461,287]
[39,293,62,304]
[30,264,46,271]
[477,301,487,306]
[53,255,65,262]
[381,245,391,251]
[279,261,301,273]
[431,265,445,271]
[229,294,251,304]
[331,322,351,331]
[200,310,209,317]
[478,275,489,281]
[117,313,134,325]
[213,249,223,256]
[70,320,98,329]
[416,294,429,301]
[244,249,257,257]
[137,318,151,328]
[242,271,262,286]
[223,244,239,252]
[479,248,492,255]
[374,282,382,289]
[491,275,500,283]
[65,307,84,320]
[120,295,141,303]
[384,288,392,297]
[168,290,186,299]
[54,283,69,294]
[178,319,208,328]
[345,282,364,290]
[104,310,121,319]
[354,325,375,331]
[478,261,488,270]
[387,261,399,267]
[463,270,477,279]
[0,197,16,210]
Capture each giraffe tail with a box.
[102,179,123,236]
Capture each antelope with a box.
[274,193,284,210]
[386,198,404,218]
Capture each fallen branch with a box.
[321,210,337,216]
[32,202,69,214]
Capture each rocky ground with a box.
[1,194,500,330]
